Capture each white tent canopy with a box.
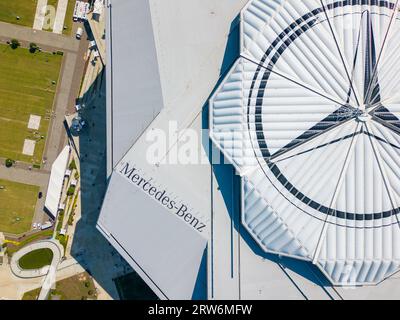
[210,0,400,286]
[93,0,104,15]
[44,145,70,219]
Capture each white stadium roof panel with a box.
[211,0,400,285]
[98,173,207,300]
[106,0,164,174]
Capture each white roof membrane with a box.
[98,173,207,299]
[211,0,400,285]
[106,0,164,174]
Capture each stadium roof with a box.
[210,0,400,285]
[100,0,400,300]
[99,0,246,300]
[105,0,164,175]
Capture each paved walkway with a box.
[53,0,68,34]
[33,0,48,31]
[0,21,79,52]
[0,166,48,187]
[10,239,64,300]
[43,52,77,171]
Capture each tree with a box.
[5,159,13,168]
[67,185,75,196]
[69,159,77,170]
[10,39,20,49]
[29,42,38,53]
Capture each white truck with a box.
[76,27,83,40]
[41,221,53,230]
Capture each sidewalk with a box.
[33,0,48,31]
[0,21,79,52]
[53,0,69,34]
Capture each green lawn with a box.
[0,44,63,165]
[0,0,38,27]
[22,272,98,300]
[0,179,39,234]
[18,248,53,269]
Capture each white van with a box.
[76,27,83,40]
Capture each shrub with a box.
[69,159,77,170]
[67,214,74,226]
[67,185,75,196]
[56,220,63,232]
[10,39,20,49]
[5,158,13,168]
[56,234,69,252]
[29,42,38,53]
[56,210,64,232]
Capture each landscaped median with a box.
[9,239,63,279]
[5,229,53,257]
[18,248,53,270]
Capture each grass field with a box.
[0,179,39,234]
[0,0,37,27]
[22,272,98,300]
[18,248,53,269]
[0,43,63,165]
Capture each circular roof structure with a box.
[210,0,400,285]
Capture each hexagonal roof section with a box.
[209,0,400,285]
